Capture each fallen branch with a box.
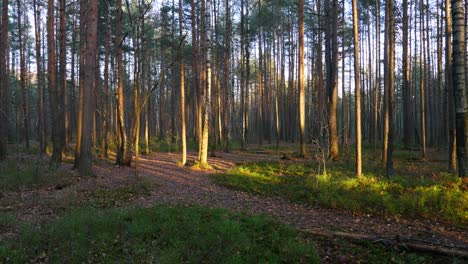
[301,228,468,258]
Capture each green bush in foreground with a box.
[212,162,467,225]
[0,159,71,192]
[0,206,318,263]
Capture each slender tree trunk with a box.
[102,2,110,159]
[179,0,187,165]
[258,0,263,147]
[420,0,427,159]
[223,0,230,152]
[352,0,362,177]
[199,0,211,165]
[385,0,395,177]
[17,0,29,149]
[341,2,348,150]
[240,0,246,150]
[328,0,339,160]
[402,0,411,148]
[74,0,85,167]
[59,0,68,150]
[0,0,8,161]
[446,0,457,171]
[33,0,45,154]
[48,0,63,169]
[451,0,468,178]
[373,0,380,150]
[298,0,306,157]
[116,0,129,166]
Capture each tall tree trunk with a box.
[257,0,263,147]
[199,0,211,165]
[352,0,362,177]
[74,0,85,167]
[33,0,45,154]
[328,0,339,160]
[385,0,395,177]
[240,0,246,149]
[115,0,129,166]
[48,0,63,169]
[17,0,29,149]
[373,0,380,149]
[298,0,306,156]
[77,0,97,175]
[446,0,457,171]
[451,0,468,178]
[102,2,110,159]
[341,2,348,150]
[59,0,68,150]
[402,0,411,148]
[179,0,187,165]
[0,0,8,161]
[223,0,230,152]
[420,0,427,159]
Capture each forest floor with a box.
[1,146,467,262]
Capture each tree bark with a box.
[385,0,395,177]
[76,0,97,175]
[33,0,45,154]
[17,0,29,149]
[298,0,306,157]
[352,0,362,177]
[48,0,63,169]
[451,0,468,178]
[179,0,186,165]
[0,0,8,161]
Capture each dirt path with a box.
[130,151,468,252]
[2,151,467,259]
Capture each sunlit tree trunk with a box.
[77,0,97,175]
[385,0,395,177]
[199,0,211,165]
[115,0,129,166]
[351,0,362,177]
[446,0,457,171]
[298,0,306,157]
[179,0,187,165]
[328,0,339,160]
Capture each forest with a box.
[0,0,467,262]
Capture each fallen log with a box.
[301,228,468,258]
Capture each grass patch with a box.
[0,206,318,263]
[0,213,16,234]
[212,160,468,225]
[0,159,72,192]
[67,182,153,209]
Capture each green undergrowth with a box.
[0,159,72,192]
[0,206,318,263]
[67,181,153,209]
[212,160,467,226]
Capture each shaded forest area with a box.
[1,0,468,262]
